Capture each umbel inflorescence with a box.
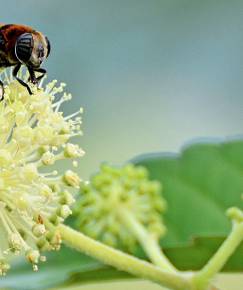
[75,164,166,251]
[0,70,84,275]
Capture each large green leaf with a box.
[2,139,243,290]
[133,139,243,270]
[134,139,243,246]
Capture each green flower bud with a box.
[74,163,167,251]
[227,207,243,223]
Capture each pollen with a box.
[0,69,84,275]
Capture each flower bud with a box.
[26,249,40,264]
[8,233,22,253]
[64,143,85,158]
[59,205,72,219]
[63,170,81,187]
[32,224,46,237]
[75,164,166,251]
[41,151,55,165]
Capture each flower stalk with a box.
[60,224,192,290]
[192,207,243,290]
[118,207,177,272]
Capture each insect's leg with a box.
[0,79,4,101]
[33,68,46,84]
[13,64,32,95]
[27,68,46,89]
[27,67,46,91]
[27,67,37,84]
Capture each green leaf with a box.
[164,236,243,271]
[133,139,243,270]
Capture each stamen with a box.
[0,68,84,274]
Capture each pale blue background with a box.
[1,0,243,178]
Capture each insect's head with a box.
[15,32,51,68]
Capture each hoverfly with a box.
[0,23,50,100]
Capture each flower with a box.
[75,164,166,251]
[0,69,84,275]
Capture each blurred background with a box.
[1,0,243,289]
[3,0,243,179]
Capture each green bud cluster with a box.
[75,164,167,251]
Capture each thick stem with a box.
[118,207,177,272]
[59,224,192,290]
[193,222,243,289]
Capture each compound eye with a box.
[15,33,34,63]
[45,36,51,58]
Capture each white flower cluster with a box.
[0,70,84,275]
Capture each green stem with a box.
[59,224,192,290]
[193,222,243,289]
[118,207,177,272]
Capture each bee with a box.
[0,23,50,100]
